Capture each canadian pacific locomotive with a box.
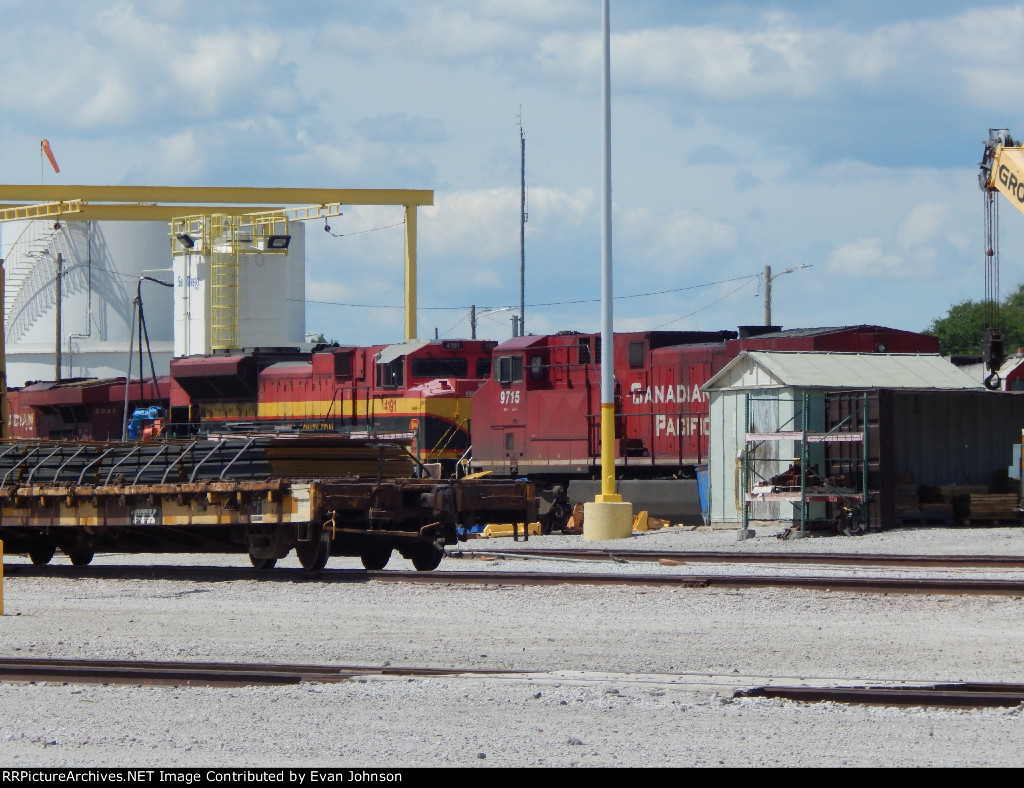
[467,325,939,527]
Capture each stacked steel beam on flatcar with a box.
[0,436,414,487]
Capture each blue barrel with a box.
[696,464,710,526]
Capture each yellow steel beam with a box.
[405,205,418,341]
[0,185,431,343]
[0,200,83,222]
[0,185,434,207]
[9,204,279,222]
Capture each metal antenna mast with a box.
[519,111,527,337]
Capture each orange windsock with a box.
[41,139,60,173]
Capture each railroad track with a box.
[449,547,1024,570]
[4,561,1024,595]
[1,657,1022,709]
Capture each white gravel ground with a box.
[2,525,1024,768]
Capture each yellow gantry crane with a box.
[0,185,435,437]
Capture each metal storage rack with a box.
[740,391,870,538]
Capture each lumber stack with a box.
[893,474,920,522]
[959,493,1022,525]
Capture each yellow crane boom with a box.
[977,129,1024,388]
[980,129,1024,215]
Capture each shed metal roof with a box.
[702,351,985,392]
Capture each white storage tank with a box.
[1,220,174,386]
[173,222,306,357]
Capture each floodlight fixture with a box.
[176,233,195,250]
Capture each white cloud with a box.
[843,6,1024,108]
[825,237,912,280]
[896,202,969,256]
[321,7,527,62]
[0,2,304,133]
[538,15,826,98]
[619,207,737,270]
[476,0,591,27]
[422,186,594,261]
[825,200,973,282]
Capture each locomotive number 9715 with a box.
[499,390,521,405]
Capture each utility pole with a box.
[470,305,477,340]
[54,253,63,381]
[763,263,812,327]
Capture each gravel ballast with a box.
[1,526,1024,767]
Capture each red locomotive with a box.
[167,339,497,473]
[469,325,939,527]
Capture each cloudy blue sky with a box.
[2,0,1023,346]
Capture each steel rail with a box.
[449,548,1024,570]
[4,563,1024,595]
[737,684,1024,708]
[1,657,1022,708]
[0,658,516,687]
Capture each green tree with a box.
[925,282,1024,356]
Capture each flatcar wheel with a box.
[29,545,55,565]
[296,529,331,571]
[249,555,277,570]
[68,550,94,567]
[360,548,392,571]
[409,545,444,572]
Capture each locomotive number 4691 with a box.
[499,390,520,405]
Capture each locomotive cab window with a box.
[476,358,492,379]
[577,338,592,365]
[376,359,405,389]
[495,355,523,384]
[628,342,644,369]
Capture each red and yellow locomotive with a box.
[168,339,496,473]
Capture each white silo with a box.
[2,220,174,387]
[173,220,306,356]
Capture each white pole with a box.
[599,0,616,497]
[586,0,633,540]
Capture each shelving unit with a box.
[740,391,871,538]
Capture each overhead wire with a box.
[651,277,761,330]
[294,273,762,312]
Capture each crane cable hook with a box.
[984,369,1002,391]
